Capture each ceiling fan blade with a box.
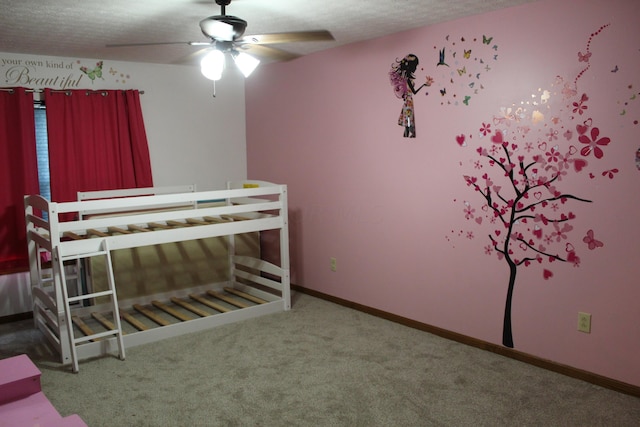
[106,41,194,48]
[239,30,334,45]
[242,44,301,62]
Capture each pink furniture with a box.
[0,354,87,427]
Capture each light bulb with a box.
[200,50,225,81]
[233,52,260,77]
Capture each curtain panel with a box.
[0,88,40,273]
[45,89,154,209]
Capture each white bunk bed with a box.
[24,180,290,372]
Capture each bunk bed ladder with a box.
[55,239,125,373]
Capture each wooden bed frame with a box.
[24,180,290,371]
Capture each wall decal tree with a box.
[457,25,614,348]
[463,127,596,347]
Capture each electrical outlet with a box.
[578,312,591,333]
[330,257,337,272]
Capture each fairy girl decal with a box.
[389,54,431,138]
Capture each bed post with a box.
[225,182,237,293]
[48,202,73,365]
[280,185,291,311]
[24,197,39,329]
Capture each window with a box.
[34,105,51,201]
[0,89,153,273]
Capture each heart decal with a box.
[573,159,588,172]
[533,226,542,239]
[576,123,588,135]
[491,131,504,145]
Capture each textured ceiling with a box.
[0,0,538,65]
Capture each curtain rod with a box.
[0,88,145,95]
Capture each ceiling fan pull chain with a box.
[212,80,217,98]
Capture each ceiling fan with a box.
[107,0,334,80]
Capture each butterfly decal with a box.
[437,48,449,67]
[457,66,466,76]
[583,229,604,250]
[463,96,471,106]
[611,65,619,73]
[463,49,471,59]
[80,61,104,82]
[578,51,592,62]
[483,35,493,45]
[440,88,447,96]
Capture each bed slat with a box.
[202,216,229,223]
[170,297,211,318]
[152,300,193,322]
[188,294,231,313]
[63,231,84,240]
[223,287,267,305]
[88,229,109,237]
[119,310,148,331]
[108,226,132,234]
[72,316,98,341]
[186,218,209,226]
[206,290,249,309]
[127,224,151,233]
[134,304,171,326]
[148,222,171,229]
[166,220,192,228]
[91,312,120,333]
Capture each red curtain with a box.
[45,89,153,206]
[0,88,40,273]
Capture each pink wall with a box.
[246,0,640,386]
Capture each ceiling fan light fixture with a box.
[233,51,260,77]
[200,18,236,41]
[201,49,225,81]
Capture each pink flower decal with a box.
[578,126,610,159]
[480,122,492,136]
[572,93,589,115]
[545,146,560,163]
